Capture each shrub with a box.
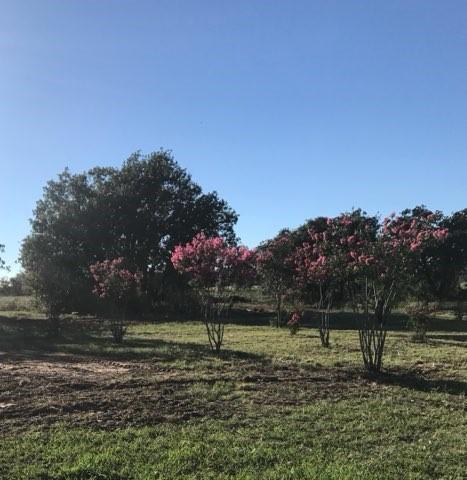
[89,258,142,343]
[406,303,437,343]
[287,311,301,335]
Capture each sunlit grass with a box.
[0,314,466,479]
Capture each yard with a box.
[0,308,466,479]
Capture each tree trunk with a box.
[202,294,231,354]
[358,278,391,373]
[358,312,386,373]
[318,284,332,347]
[319,309,330,347]
[276,293,282,328]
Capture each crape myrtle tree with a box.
[347,212,449,372]
[256,231,297,328]
[171,233,256,353]
[89,258,142,343]
[21,151,237,316]
[294,211,377,347]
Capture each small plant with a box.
[89,258,142,344]
[287,310,301,335]
[406,303,437,343]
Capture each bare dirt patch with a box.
[0,347,393,434]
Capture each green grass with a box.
[2,398,465,479]
[0,294,36,313]
[0,314,466,479]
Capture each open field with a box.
[0,310,466,479]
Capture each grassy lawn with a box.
[0,311,466,479]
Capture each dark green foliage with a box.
[0,244,6,271]
[21,150,238,315]
[403,206,467,302]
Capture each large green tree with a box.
[21,150,238,314]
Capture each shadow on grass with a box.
[0,315,267,364]
[301,311,467,333]
[371,369,467,396]
[63,336,267,363]
[228,308,467,333]
[429,333,467,342]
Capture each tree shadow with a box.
[62,336,267,363]
[0,315,267,364]
[429,333,467,342]
[370,368,467,396]
[301,310,467,333]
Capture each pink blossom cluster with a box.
[287,310,302,326]
[89,257,142,301]
[295,211,449,285]
[171,233,256,288]
[382,214,449,254]
[295,213,376,284]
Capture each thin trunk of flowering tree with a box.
[319,309,330,347]
[275,292,283,328]
[318,284,333,347]
[201,293,233,353]
[358,277,395,373]
[110,314,127,344]
[108,299,129,344]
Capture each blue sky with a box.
[1,0,466,275]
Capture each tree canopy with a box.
[21,150,238,313]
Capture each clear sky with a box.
[1,0,466,275]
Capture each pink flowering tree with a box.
[295,211,377,347]
[347,212,449,372]
[171,233,256,353]
[89,257,142,343]
[256,232,297,328]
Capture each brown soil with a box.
[0,349,383,434]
